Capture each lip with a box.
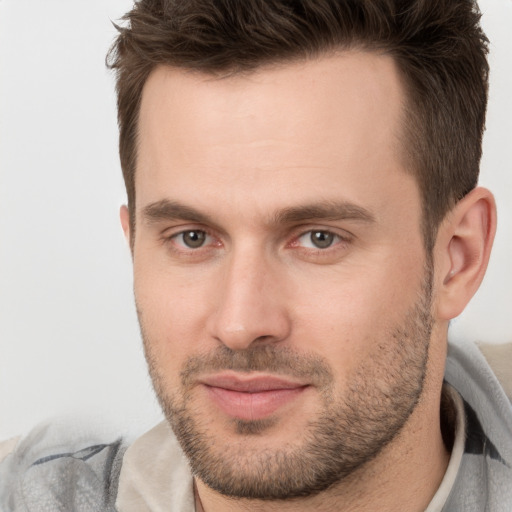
[199,373,309,421]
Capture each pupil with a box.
[311,231,333,248]
[184,230,205,248]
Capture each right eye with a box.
[171,230,211,249]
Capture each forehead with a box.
[135,52,417,224]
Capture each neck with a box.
[195,381,450,512]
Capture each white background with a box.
[0,0,511,440]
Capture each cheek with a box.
[133,259,217,377]
[289,256,425,372]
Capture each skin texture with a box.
[122,52,496,511]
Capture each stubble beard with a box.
[140,271,433,500]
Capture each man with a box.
[1,0,511,510]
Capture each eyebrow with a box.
[272,201,376,225]
[141,199,375,226]
[142,200,214,225]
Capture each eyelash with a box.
[165,229,219,253]
[292,230,348,250]
[162,226,351,259]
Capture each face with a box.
[129,53,433,499]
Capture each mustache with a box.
[180,345,333,388]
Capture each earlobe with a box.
[120,205,131,245]
[436,187,496,320]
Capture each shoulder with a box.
[445,339,512,510]
[0,424,126,512]
[0,436,20,464]
[477,342,512,400]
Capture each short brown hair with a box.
[107,0,489,251]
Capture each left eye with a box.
[172,230,210,249]
[297,230,339,249]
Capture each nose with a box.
[207,249,291,351]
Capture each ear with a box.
[435,187,496,320]
[120,205,131,246]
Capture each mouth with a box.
[199,373,309,421]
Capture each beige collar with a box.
[116,421,195,512]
